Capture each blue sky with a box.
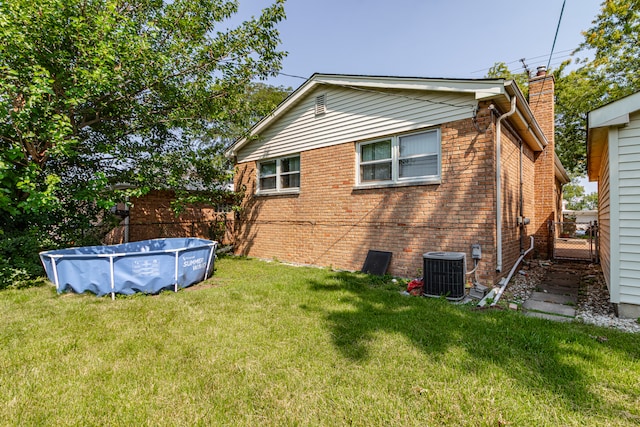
[233,0,603,88]
[231,0,604,191]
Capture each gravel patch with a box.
[502,260,640,334]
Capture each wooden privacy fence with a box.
[104,217,234,245]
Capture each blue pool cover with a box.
[40,238,217,298]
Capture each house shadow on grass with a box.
[305,271,640,413]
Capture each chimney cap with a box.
[536,66,547,76]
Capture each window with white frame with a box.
[357,129,440,185]
[258,155,300,194]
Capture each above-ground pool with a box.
[40,238,217,298]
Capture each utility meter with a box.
[471,244,482,260]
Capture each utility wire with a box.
[276,71,308,80]
[547,0,567,72]
[470,49,574,75]
[533,0,566,112]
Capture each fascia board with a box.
[505,81,547,151]
[555,153,571,184]
[588,112,629,129]
[588,91,640,128]
[314,74,505,96]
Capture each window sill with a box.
[255,189,300,197]
[353,179,441,190]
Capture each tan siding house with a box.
[227,72,569,286]
[588,92,640,318]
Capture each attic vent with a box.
[315,94,326,116]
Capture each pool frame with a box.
[40,238,217,299]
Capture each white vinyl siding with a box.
[615,111,640,306]
[237,85,475,162]
[598,142,611,296]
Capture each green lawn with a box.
[1,256,639,426]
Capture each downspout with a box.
[489,96,516,272]
[519,141,524,253]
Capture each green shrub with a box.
[0,229,53,289]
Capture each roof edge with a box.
[225,73,509,158]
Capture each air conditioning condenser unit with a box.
[423,251,466,300]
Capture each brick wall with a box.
[233,104,542,285]
[529,71,556,258]
[104,190,234,244]
[499,123,537,269]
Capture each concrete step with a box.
[522,299,576,317]
[536,284,579,296]
[539,277,580,287]
[524,311,574,323]
[529,291,577,305]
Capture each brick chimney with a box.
[529,66,557,258]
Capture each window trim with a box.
[256,154,301,195]
[358,138,393,182]
[355,129,441,188]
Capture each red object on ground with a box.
[407,279,424,296]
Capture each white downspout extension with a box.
[490,235,535,307]
[489,96,516,273]
[478,236,535,308]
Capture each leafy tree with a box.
[556,0,640,175]
[168,82,291,210]
[0,0,286,222]
[553,64,604,176]
[582,192,599,210]
[580,0,640,99]
[563,181,598,210]
[217,82,291,145]
[487,1,640,176]
[486,61,530,97]
[0,0,287,283]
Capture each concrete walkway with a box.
[522,262,581,322]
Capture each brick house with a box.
[225,69,569,285]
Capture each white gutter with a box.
[489,96,516,272]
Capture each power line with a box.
[533,0,566,112]
[276,71,308,80]
[508,53,573,74]
[470,48,574,75]
[547,0,567,72]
